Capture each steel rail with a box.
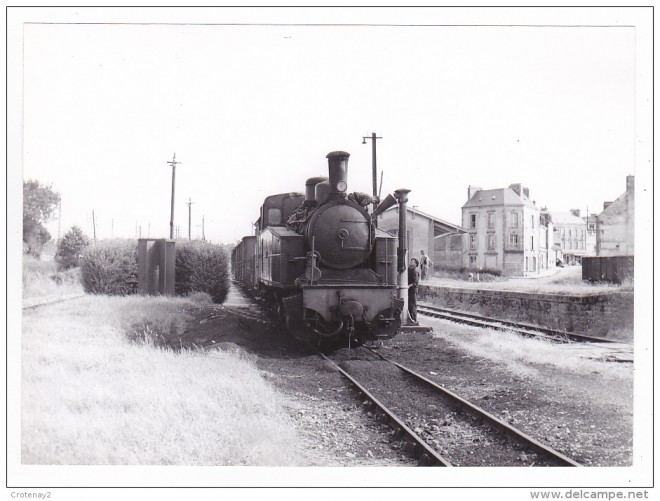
[22,294,86,310]
[318,352,452,467]
[417,303,615,344]
[365,347,581,467]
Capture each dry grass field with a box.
[21,294,302,465]
[23,255,83,299]
[428,266,632,295]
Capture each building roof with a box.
[547,211,586,226]
[462,187,536,209]
[383,205,465,234]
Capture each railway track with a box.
[322,347,580,467]
[22,293,86,310]
[417,302,616,344]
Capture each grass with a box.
[427,266,633,295]
[430,318,632,382]
[22,294,301,465]
[23,255,83,300]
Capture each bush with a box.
[56,226,90,270]
[175,240,230,303]
[80,239,138,295]
[23,217,51,258]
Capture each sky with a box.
[15,7,648,246]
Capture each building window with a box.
[531,215,535,228]
[488,212,495,228]
[470,234,477,250]
[510,211,519,227]
[488,234,496,250]
[469,255,477,267]
[530,236,534,250]
[470,214,477,229]
[509,233,519,245]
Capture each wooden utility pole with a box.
[202,215,206,241]
[57,200,62,242]
[186,198,194,240]
[167,153,181,240]
[92,210,97,242]
[362,132,382,212]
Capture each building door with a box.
[485,254,497,269]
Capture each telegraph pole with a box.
[92,210,97,242]
[57,200,62,242]
[362,132,382,212]
[167,153,181,239]
[202,215,206,241]
[186,198,194,240]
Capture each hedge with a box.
[80,239,230,303]
[174,240,230,303]
[80,239,138,295]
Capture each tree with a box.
[23,180,60,257]
[56,226,90,269]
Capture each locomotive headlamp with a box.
[337,180,347,192]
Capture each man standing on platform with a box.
[420,250,433,280]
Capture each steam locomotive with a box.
[231,151,404,348]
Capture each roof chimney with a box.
[626,175,634,193]
[523,187,530,199]
[570,208,581,217]
[467,185,482,201]
[603,201,613,210]
[509,183,523,197]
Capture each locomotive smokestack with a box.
[326,151,350,196]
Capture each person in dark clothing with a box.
[408,258,420,323]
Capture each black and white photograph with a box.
[6,5,653,500]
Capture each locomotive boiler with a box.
[232,150,404,348]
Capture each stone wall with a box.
[418,285,634,341]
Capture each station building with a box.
[377,206,465,269]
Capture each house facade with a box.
[542,209,590,265]
[461,183,553,276]
[596,175,634,256]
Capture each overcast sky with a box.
[17,8,645,245]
